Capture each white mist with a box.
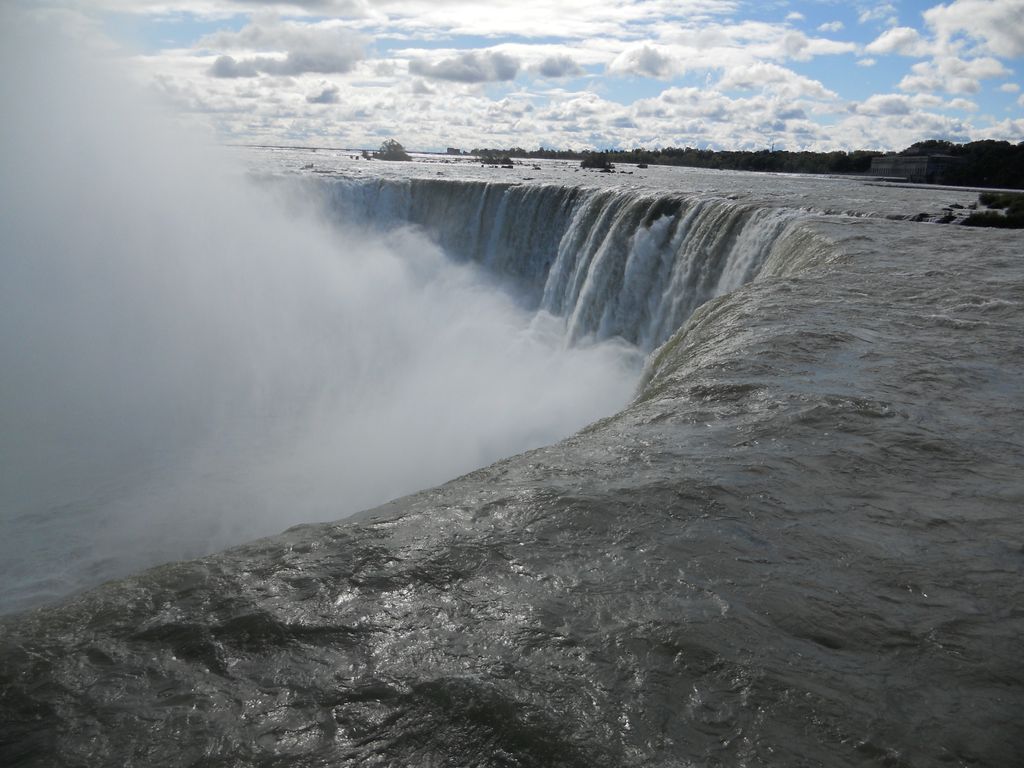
[0,12,641,611]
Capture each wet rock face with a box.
[3,218,1024,767]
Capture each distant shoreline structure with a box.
[236,139,1022,190]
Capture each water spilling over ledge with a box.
[317,176,801,350]
[0,170,811,614]
[2,166,1023,765]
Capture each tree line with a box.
[470,140,1024,189]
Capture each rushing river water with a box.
[4,12,1023,763]
[3,143,1023,766]
[6,142,947,615]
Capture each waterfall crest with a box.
[318,178,804,350]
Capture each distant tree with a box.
[375,139,411,161]
[942,140,1023,188]
[901,139,960,156]
[421,139,1018,188]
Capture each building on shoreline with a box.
[870,154,964,184]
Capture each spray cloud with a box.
[0,12,641,611]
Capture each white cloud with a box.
[88,0,365,15]
[201,14,365,76]
[534,55,585,79]
[786,11,805,21]
[853,93,912,116]
[209,55,260,78]
[946,97,977,111]
[923,0,1024,58]
[865,27,929,56]
[857,3,898,26]
[608,44,679,79]
[973,117,1024,142]
[66,0,740,39]
[410,78,435,95]
[898,55,1010,94]
[718,62,837,99]
[911,93,944,108]
[353,0,740,41]
[409,51,520,83]
[625,85,846,149]
[207,51,362,77]
[306,84,340,104]
[49,0,1024,153]
[777,31,857,61]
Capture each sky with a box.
[17,0,1024,152]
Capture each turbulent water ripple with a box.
[2,212,1022,766]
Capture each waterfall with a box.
[316,177,802,350]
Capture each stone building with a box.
[869,154,963,184]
